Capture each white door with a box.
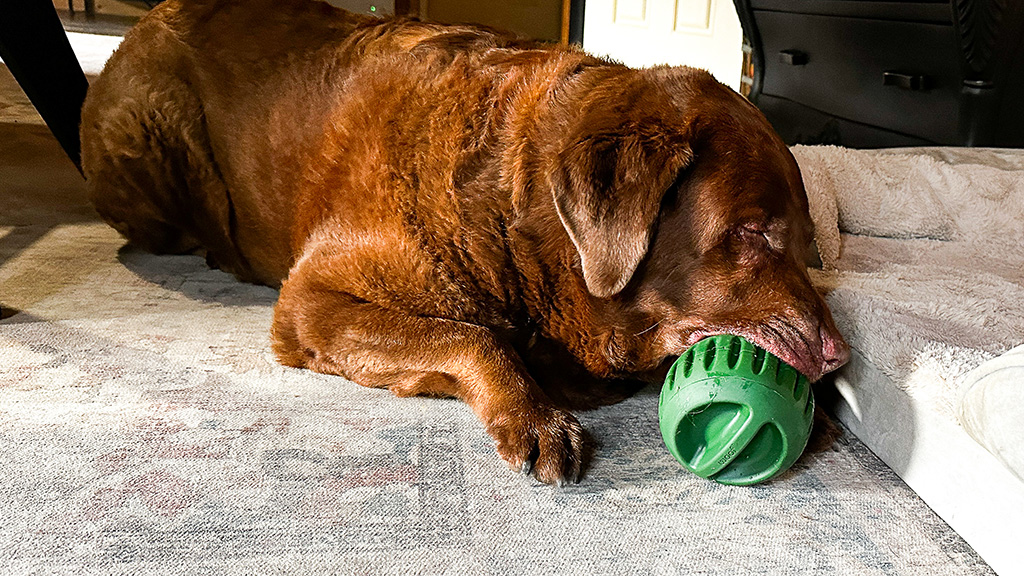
[582,0,744,90]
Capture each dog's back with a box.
[83,0,363,283]
[82,0,545,285]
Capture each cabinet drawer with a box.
[750,0,950,24]
[756,11,961,143]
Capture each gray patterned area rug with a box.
[0,123,994,575]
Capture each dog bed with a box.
[794,145,1024,576]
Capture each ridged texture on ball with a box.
[659,335,814,486]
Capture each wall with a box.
[424,0,562,42]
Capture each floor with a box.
[58,0,151,19]
[0,65,44,126]
[55,0,148,36]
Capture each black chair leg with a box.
[0,0,90,173]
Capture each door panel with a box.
[584,0,743,89]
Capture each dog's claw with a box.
[518,460,533,475]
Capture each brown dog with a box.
[81,0,849,485]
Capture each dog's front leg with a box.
[271,273,585,485]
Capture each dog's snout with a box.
[819,321,850,374]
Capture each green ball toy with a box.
[659,334,814,486]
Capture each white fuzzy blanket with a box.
[792,145,1024,469]
[795,146,1024,270]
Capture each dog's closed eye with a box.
[734,223,772,249]
[737,223,767,239]
[736,221,790,253]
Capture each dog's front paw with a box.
[487,404,586,486]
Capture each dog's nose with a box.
[819,322,851,374]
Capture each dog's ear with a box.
[550,131,692,298]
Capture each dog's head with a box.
[541,65,849,382]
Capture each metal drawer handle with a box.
[778,50,809,66]
[883,71,929,91]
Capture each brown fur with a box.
[81,0,849,485]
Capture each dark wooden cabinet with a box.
[733,0,1024,147]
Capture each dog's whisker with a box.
[634,321,661,337]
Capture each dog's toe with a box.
[489,404,585,486]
